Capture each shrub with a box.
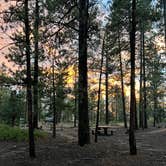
[0,124,47,141]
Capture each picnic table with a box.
[92,125,115,136]
[98,125,114,135]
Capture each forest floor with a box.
[0,125,166,166]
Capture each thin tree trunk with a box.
[129,0,137,155]
[118,33,127,128]
[142,30,148,129]
[74,67,77,127]
[25,0,35,158]
[52,55,56,138]
[78,0,90,146]
[74,93,77,127]
[11,116,16,127]
[153,94,157,127]
[95,37,105,143]
[115,93,118,121]
[33,0,39,129]
[139,26,143,128]
[105,48,109,125]
[141,29,145,130]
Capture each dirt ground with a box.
[0,126,166,166]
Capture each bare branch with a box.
[0,42,17,51]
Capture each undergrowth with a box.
[0,124,47,141]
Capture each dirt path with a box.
[0,127,166,166]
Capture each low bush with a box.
[0,124,47,141]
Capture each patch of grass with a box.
[0,124,47,141]
[34,129,47,140]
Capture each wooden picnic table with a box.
[92,125,115,136]
[98,125,114,135]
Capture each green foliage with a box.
[34,129,47,140]
[0,88,25,126]
[0,124,47,141]
[146,33,165,122]
[54,70,69,123]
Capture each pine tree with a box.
[105,0,130,128]
[129,0,137,155]
[146,34,165,126]
[137,0,159,129]
[95,35,105,143]
[25,0,35,158]
[33,0,39,129]
[78,0,90,146]
[105,39,109,125]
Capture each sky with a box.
[0,0,110,69]
[0,1,12,68]
[103,0,110,4]
[101,0,111,8]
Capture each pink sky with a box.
[0,0,16,69]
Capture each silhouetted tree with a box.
[78,0,90,146]
[129,0,137,155]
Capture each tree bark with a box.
[74,67,77,127]
[78,0,90,146]
[33,0,39,129]
[115,89,118,121]
[25,0,35,158]
[52,55,56,138]
[105,45,109,125]
[11,116,16,127]
[129,0,137,155]
[153,94,157,127]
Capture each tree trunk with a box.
[105,47,109,125]
[74,68,77,127]
[11,116,16,127]
[52,55,56,138]
[78,0,90,146]
[139,27,143,128]
[142,30,148,129]
[95,37,105,143]
[25,0,35,158]
[33,0,39,129]
[153,94,157,127]
[129,0,137,155]
[115,93,118,121]
[118,33,127,128]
